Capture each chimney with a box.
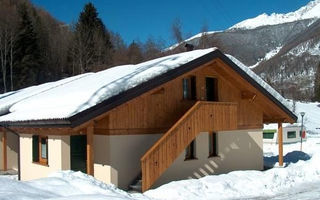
[185,43,194,51]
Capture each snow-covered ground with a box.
[1,137,320,200]
[0,101,319,199]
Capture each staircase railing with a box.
[140,101,237,192]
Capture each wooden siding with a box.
[2,130,7,171]
[140,101,238,192]
[95,60,265,135]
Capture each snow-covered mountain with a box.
[230,0,320,30]
[168,0,320,101]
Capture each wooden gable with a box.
[91,56,294,135]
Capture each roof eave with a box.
[0,119,71,128]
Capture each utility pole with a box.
[300,112,305,151]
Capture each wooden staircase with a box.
[140,101,238,192]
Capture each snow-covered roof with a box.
[0,49,214,123]
[0,48,296,126]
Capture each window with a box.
[209,132,218,157]
[182,76,196,100]
[263,131,275,139]
[183,78,189,99]
[185,140,196,160]
[287,131,296,139]
[32,135,48,165]
[190,76,197,100]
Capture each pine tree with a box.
[14,3,43,89]
[314,62,320,101]
[72,2,112,73]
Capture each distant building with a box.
[263,123,306,144]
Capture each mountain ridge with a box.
[168,0,320,101]
[230,0,320,30]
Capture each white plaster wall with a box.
[153,129,263,188]
[93,134,162,190]
[20,134,70,181]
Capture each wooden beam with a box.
[2,130,7,171]
[237,124,263,130]
[241,91,256,102]
[263,117,287,124]
[86,125,94,176]
[94,128,169,135]
[278,122,283,166]
[8,127,77,135]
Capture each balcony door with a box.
[206,77,218,101]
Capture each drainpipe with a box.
[0,125,21,181]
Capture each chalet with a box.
[0,48,296,192]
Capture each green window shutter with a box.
[32,135,39,162]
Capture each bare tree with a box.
[110,32,128,66]
[171,18,183,43]
[0,4,18,92]
[198,22,210,49]
[143,36,165,60]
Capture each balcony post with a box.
[278,122,283,166]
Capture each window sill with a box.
[184,157,198,161]
[208,154,220,158]
[32,162,49,167]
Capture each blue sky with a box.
[31,0,310,46]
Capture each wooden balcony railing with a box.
[140,101,238,192]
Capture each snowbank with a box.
[0,171,139,200]
[1,137,320,200]
[145,139,320,200]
